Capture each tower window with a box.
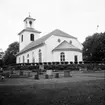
[29,21,32,26]
[30,34,34,41]
[21,35,23,42]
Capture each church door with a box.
[74,55,78,63]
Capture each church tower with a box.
[18,15,41,51]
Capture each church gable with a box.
[52,40,82,52]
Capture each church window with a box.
[30,34,34,41]
[27,54,29,63]
[60,52,65,62]
[29,21,32,26]
[19,57,20,63]
[23,56,25,63]
[27,54,29,58]
[58,39,61,42]
[32,52,35,63]
[70,40,72,44]
[39,49,42,63]
[21,35,23,42]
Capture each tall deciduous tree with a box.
[3,42,19,65]
[83,32,105,63]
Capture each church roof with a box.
[24,17,35,21]
[52,40,82,52]
[16,29,77,56]
[18,28,41,35]
[47,29,77,39]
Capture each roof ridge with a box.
[50,29,77,39]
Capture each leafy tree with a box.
[3,42,19,65]
[83,32,105,63]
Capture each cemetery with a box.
[0,65,104,105]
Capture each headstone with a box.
[27,72,31,77]
[55,73,59,78]
[64,70,71,77]
[45,74,49,79]
[20,70,23,76]
[34,73,39,80]
[46,70,53,78]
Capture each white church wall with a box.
[29,45,46,63]
[16,45,46,64]
[52,51,82,62]
[45,35,83,62]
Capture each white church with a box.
[16,15,83,64]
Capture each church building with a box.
[16,15,83,64]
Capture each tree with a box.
[83,32,105,63]
[3,42,19,65]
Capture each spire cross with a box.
[29,12,31,17]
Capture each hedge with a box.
[2,63,105,71]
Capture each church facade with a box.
[16,16,83,64]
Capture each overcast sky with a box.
[0,0,105,51]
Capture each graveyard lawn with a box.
[0,79,104,105]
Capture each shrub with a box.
[70,62,73,64]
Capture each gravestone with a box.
[55,73,59,78]
[19,70,23,76]
[46,70,53,78]
[34,72,39,80]
[45,74,49,79]
[64,70,71,77]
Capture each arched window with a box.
[32,52,35,63]
[21,35,23,42]
[19,57,20,63]
[29,21,32,26]
[27,54,29,63]
[23,56,25,63]
[60,52,65,62]
[39,49,42,63]
[30,34,34,41]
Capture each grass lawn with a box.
[0,79,104,105]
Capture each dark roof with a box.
[24,17,35,21]
[52,40,82,52]
[18,28,41,35]
[47,29,77,39]
[17,29,77,56]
